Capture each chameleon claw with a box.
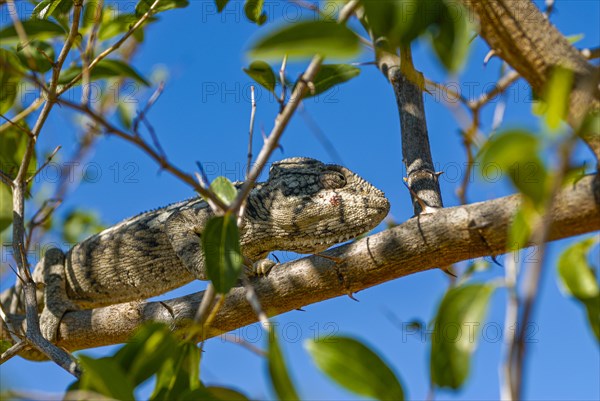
[440,265,457,278]
[347,292,359,302]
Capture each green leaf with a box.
[136,0,190,16]
[32,0,68,19]
[59,59,150,86]
[249,21,360,60]
[209,176,238,206]
[205,386,251,401]
[243,61,277,94]
[62,209,105,244]
[0,185,12,235]
[17,40,55,73]
[151,341,201,400]
[0,124,36,180]
[0,340,11,354]
[558,237,600,342]
[77,355,136,401]
[0,19,67,45]
[558,238,599,299]
[117,101,136,130]
[462,259,491,280]
[430,283,495,389]
[202,215,243,294]
[301,64,360,98]
[0,49,25,114]
[216,0,230,12]
[431,2,472,73]
[360,0,401,44]
[113,323,179,387]
[544,67,574,131]
[566,33,585,44]
[583,298,600,341]
[361,0,444,47]
[268,329,300,401]
[306,336,405,401]
[507,203,537,251]
[245,0,267,25]
[98,14,142,41]
[180,386,250,401]
[480,130,548,206]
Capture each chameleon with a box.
[1,157,390,342]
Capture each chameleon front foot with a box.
[245,259,277,277]
[39,306,65,342]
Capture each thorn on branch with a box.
[347,292,359,302]
[484,50,497,65]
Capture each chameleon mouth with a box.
[293,226,376,253]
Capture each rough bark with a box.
[377,48,444,214]
[463,0,600,159]
[5,174,598,360]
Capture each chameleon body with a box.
[2,158,390,341]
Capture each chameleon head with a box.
[242,157,390,258]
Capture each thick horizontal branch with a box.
[4,175,599,360]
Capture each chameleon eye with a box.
[320,170,347,189]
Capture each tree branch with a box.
[382,45,444,213]
[6,174,598,360]
[462,0,600,160]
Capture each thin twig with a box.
[229,55,324,217]
[468,70,520,110]
[84,0,104,60]
[194,172,220,216]
[582,46,600,60]
[0,301,22,343]
[278,55,288,110]
[192,284,216,333]
[298,103,344,164]
[0,169,13,188]
[0,114,34,137]
[133,82,165,134]
[500,251,518,401]
[425,79,468,105]
[221,333,267,357]
[0,340,28,364]
[57,98,228,211]
[0,97,44,135]
[57,0,162,97]
[229,0,357,216]
[241,275,269,330]
[5,0,41,82]
[25,198,61,252]
[26,145,61,184]
[246,86,256,180]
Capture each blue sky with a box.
[1,1,599,399]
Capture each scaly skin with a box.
[1,157,390,341]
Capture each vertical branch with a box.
[8,1,84,378]
[510,134,579,399]
[500,251,518,401]
[376,46,443,214]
